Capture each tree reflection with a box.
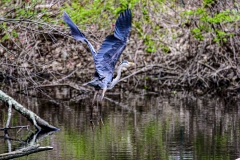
[1,89,239,159]
[0,129,57,159]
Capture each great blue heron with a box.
[63,9,134,104]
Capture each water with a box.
[0,89,239,160]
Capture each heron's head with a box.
[119,60,135,70]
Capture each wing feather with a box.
[94,9,132,79]
[94,35,125,79]
[63,12,96,56]
[114,9,132,41]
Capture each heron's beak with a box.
[122,67,127,71]
[128,62,135,66]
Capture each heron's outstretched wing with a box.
[94,35,126,79]
[114,9,132,41]
[63,12,96,56]
[94,9,132,79]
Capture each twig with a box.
[119,64,164,82]
[30,83,91,92]
[56,69,78,83]
[0,126,29,131]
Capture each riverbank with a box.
[0,0,239,100]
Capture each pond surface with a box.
[0,88,240,160]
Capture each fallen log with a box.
[0,90,59,131]
[0,144,52,160]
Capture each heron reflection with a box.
[89,103,104,131]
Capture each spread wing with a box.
[114,9,132,41]
[94,9,132,79]
[63,12,96,56]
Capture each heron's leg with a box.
[92,90,99,106]
[97,99,104,126]
[97,89,106,125]
[90,90,98,126]
[100,89,107,102]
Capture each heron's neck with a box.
[109,65,124,89]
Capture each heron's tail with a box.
[82,77,98,87]
[82,82,88,86]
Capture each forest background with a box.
[0,0,239,100]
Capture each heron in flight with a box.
[63,9,134,104]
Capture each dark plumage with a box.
[63,9,133,102]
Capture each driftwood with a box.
[0,144,52,160]
[0,90,59,131]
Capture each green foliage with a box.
[184,5,239,44]
[61,0,139,27]
[1,0,42,18]
[144,35,157,53]
[214,30,228,43]
[0,21,19,42]
[0,0,11,7]
[203,0,214,7]
[1,0,238,55]
[12,30,18,38]
[191,28,204,41]
[1,23,9,42]
[61,0,169,54]
[161,44,170,54]
[0,0,62,27]
[1,34,9,41]
[198,9,240,24]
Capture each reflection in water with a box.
[0,89,239,159]
[89,96,105,129]
[0,128,57,159]
[89,105,95,130]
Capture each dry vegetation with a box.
[0,0,239,100]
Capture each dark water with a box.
[0,88,240,160]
